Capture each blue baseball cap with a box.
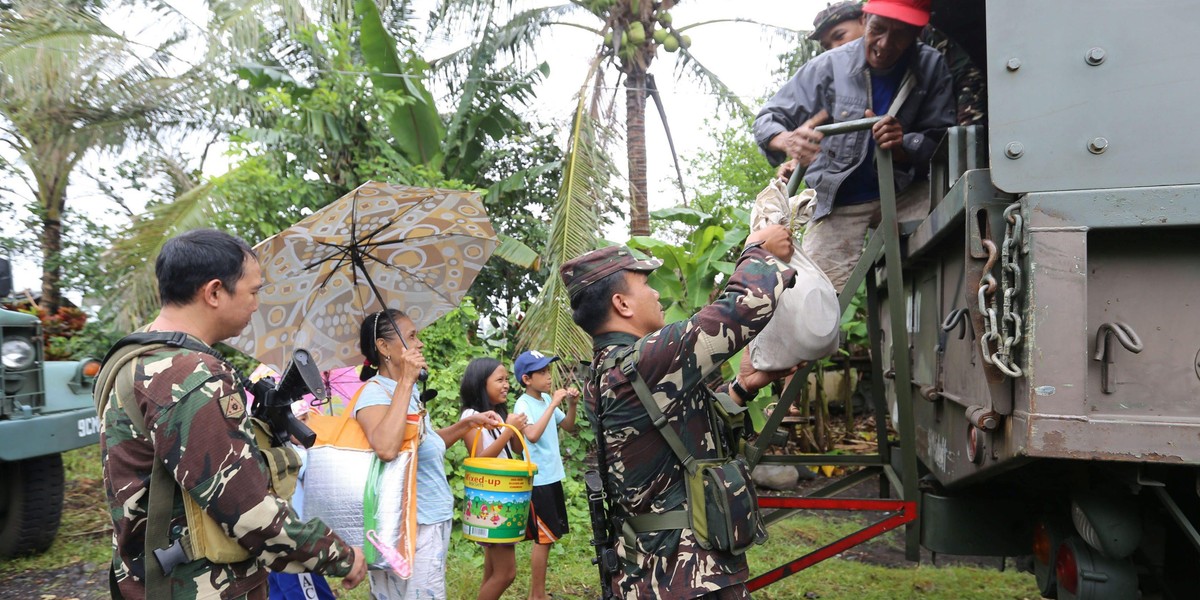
[514,350,560,382]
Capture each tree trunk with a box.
[36,170,67,314]
[625,65,649,237]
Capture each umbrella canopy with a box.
[246,363,363,417]
[231,181,498,373]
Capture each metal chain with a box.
[977,239,1001,368]
[994,204,1026,376]
[976,203,1026,378]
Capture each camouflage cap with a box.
[560,245,662,300]
[809,1,864,41]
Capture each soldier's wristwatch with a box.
[731,378,759,402]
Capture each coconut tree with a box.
[102,0,549,328]
[447,1,789,366]
[0,0,189,312]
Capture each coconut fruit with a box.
[628,22,646,45]
[681,34,692,49]
[657,11,672,26]
[663,35,679,52]
[653,28,669,43]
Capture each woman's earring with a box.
[384,354,392,363]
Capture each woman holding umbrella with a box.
[354,308,503,599]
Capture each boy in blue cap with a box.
[512,350,579,600]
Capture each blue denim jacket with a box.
[754,37,955,221]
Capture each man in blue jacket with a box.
[754,0,955,292]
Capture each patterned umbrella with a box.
[231,181,497,373]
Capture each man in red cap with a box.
[754,0,955,293]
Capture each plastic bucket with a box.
[461,423,538,543]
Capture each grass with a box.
[0,444,112,575]
[2,446,1043,600]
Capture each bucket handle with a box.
[470,423,536,476]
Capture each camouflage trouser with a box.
[801,180,931,294]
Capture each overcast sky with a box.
[4,0,829,295]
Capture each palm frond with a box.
[104,177,226,329]
[516,54,615,366]
[672,46,751,118]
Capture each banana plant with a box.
[628,205,750,323]
[103,0,551,327]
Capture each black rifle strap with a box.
[102,331,249,388]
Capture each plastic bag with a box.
[302,386,374,547]
[361,415,420,575]
[747,180,840,369]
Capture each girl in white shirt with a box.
[458,358,527,600]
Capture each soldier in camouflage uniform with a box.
[99,229,366,599]
[561,225,797,599]
[922,28,987,127]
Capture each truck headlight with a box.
[2,337,36,369]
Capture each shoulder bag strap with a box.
[99,340,178,598]
[613,345,697,476]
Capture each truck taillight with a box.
[1056,541,1080,595]
[1033,522,1052,565]
[81,359,100,379]
[1053,536,1138,598]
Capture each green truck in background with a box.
[0,258,101,559]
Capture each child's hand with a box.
[565,387,580,407]
[550,389,566,408]
[505,412,528,429]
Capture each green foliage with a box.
[684,114,777,224]
[0,2,190,310]
[417,297,591,565]
[515,61,618,369]
[467,125,563,321]
[355,0,444,169]
[629,205,750,324]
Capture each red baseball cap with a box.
[862,0,931,28]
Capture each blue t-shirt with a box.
[513,392,566,486]
[354,375,452,524]
[835,62,907,206]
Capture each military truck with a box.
[746,1,1200,598]
[0,258,101,558]
[873,1,1198,598]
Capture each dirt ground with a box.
[0,560,108,600]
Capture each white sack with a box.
[748,180,840,370]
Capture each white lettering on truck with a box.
[77,416,100,437]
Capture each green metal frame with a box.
[745,116,922,561]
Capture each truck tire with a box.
[0,454,66,559]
